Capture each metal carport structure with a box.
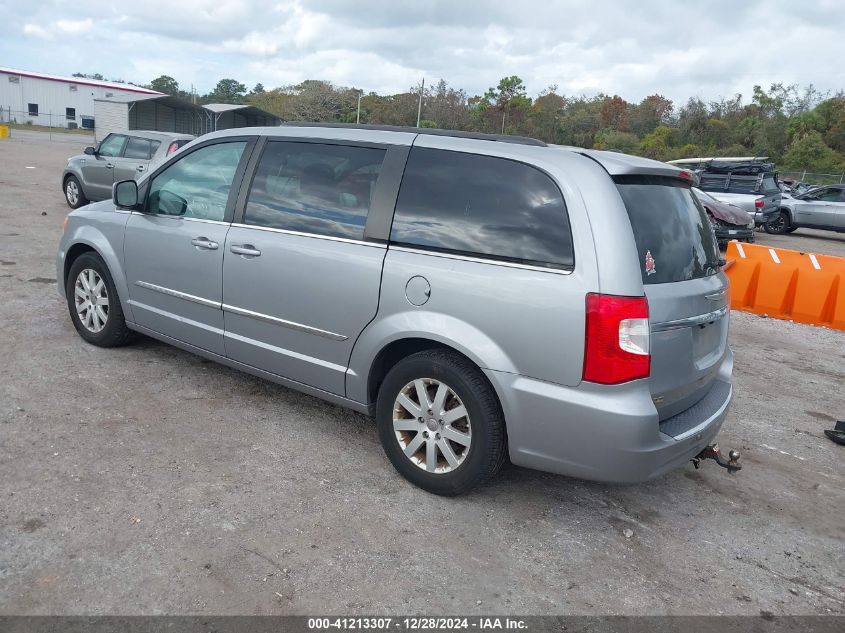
[203,103,281,131]
[93,94,210,141]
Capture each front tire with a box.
[64,175,88,209]
[376,349,507,495]
[66,252,134,347]
[765,210,791,234]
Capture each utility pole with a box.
[357,93,363,124]
[416,78,424,127]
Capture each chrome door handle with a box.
[136,165,145,172]
[230,244,261,258]
[105,163,114,169]
[191,237,219,250]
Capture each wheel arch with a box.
[63,242,98,287]
[61,230,133,323]
[360,333,509,424]
[364,336,511,445]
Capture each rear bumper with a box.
[487,349,733,483]
[754,208,779,224]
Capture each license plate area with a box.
[693,318,725,369]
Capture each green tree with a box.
[206,78,247,104]
[594,129,639,154]
[638,126,678,161]
[481,75,532,134]
[150,75,179,96]
[782,131,845,172]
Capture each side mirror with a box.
[84,146,96,156]
[113,180,139,209]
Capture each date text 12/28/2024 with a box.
[308,618,528,630]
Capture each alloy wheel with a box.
[74,269,109,333]
[392,378,472,474]
[66,180,79,206]
[769,214,786,233]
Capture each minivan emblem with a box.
[645,250,656,276]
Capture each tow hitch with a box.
[692,444,742,474]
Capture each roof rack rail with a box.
[281,121,548,147]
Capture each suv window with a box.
[147,141,247,221]
[761,175,779,192]
[244,141,386,240]
[124,137,153,160]
[812,188,844,202]
[616,176,721,284]
[390,147,573,269]
[97,134,127,157]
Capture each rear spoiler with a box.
[577,149,699,184]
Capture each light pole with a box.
[416,78,424,127]
[357,93,363,124]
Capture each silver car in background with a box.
[766,184,845,234]
[57,124,733,495]
[62,130,194,209]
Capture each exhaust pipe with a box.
[692,444,741,474]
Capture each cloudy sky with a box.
[1,0,843,102]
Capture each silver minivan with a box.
[57,124,733,495]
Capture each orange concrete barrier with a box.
[724,241,845,331]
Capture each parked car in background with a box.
[693,187,755,246]
[766,184,845,234]
[62,130,194,208]
[57,124,733,495]
[669,157,781,226]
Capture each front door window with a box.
[146,142,247,221]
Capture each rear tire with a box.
[66,252,135,347]
[64,175,88,209]
[376,349,507,496]
[765,210,791,234]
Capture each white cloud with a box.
[55,19,94,35]
[4,0,845,102]
[22,24,51,40]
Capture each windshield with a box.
[616,176,721,285]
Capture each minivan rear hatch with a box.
[615,175,729,420]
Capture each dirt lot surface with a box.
[1,132,843,615]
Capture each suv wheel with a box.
[376,349,506,495]
[66,252,134,347]
[765,211,791,234]
[64,175,88,209]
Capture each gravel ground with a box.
[0,132,843,616]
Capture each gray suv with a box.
[57,124,733,495]
[62,130,194,209]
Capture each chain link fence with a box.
[0,107,95,141]
[777,170,845,186]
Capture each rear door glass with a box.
[761,175,779,192]
[243,141,386,240]
[390,147,573,269]
[616,176,720,284]
[124,137,153,160]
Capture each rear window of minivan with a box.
[615,176,721,284]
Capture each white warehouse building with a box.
[0,66,162,130]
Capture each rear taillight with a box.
[754,198,765,208]
[167,142,179,155]
[583,293,650,385]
